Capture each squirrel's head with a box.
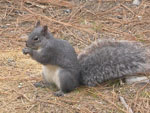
[26,21,50,50]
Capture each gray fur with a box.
[78,40,150,86]
[23,23,80,95]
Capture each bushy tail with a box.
[78,40,150,86]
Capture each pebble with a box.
[133,0,141,6]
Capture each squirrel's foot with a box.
[34,81,55,89]
[53,90,64,97]
[34,81,46,88]
[22,47,32,55]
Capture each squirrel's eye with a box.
[33,36,39,41]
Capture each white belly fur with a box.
[42,65,62,89]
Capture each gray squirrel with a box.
[23,21,150,96]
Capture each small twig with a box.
[12,89,32,102]
[105,17,123,24]
[121,4,135,15]
[59,98,79,105]
[25,1,47,9]
[0,76,41,81]
[26,104,38,113]
[102,26,136,39]
[37,99,75,113]
[69,2,87,22]
[119,96,133,113]
[97,4,121,16]
[23,6,94,34]
[64,26,90,45]
[87,89,126,113]
[133,83,149,109]
[36,0,75,8]
[98,0,132,1]
[2,5,8,19]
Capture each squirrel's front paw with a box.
[22,48,32,55]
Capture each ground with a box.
[0,0,150,113]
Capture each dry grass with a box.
[0,0,150,113]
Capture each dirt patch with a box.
[0,0,150,113]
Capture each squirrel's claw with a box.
[53,90,64,97]
[34,82,46,88]
[22,48,31,55]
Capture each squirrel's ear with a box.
[41,25,48,36]
[35,21,40,27]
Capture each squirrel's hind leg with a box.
[53,69,79,96]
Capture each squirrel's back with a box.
[78,40,150,86]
